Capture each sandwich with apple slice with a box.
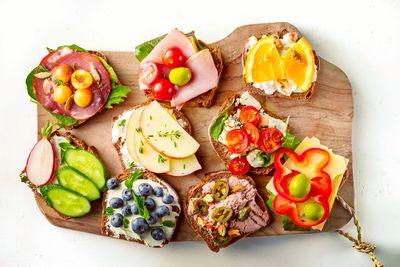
[112,100,202,176]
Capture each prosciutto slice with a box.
[142,28,197,64]
[171,49,219,106]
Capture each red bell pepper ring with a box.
[273,148,332,203]
[273,194,331,227]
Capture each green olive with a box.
[304,202,324,221]
[237,206,251,221]
[211,207,233,223]
[193,199,209,216]
[289,174,311,198]
[211,180,229,201]
[214,235,232,246]
[168,67,192,86]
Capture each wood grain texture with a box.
[35,22,354,242]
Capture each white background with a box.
[1,0,399,266]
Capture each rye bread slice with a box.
[19,131,104,219]
[100,170,181,248]
[142,40,223,108]
[243,29,320,100]
[112,101,193,170]
[183,171,271,252]
[208,93,288,175]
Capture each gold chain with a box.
[335,195,383,267]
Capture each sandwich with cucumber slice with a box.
[20,122,109,218]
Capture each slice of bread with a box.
[100,170,181,248]
[19,131,104,219]
[112,101,193,170]
[142,41,223,108]
[243,29,320,100]
[209,93,288,175]
[183,171,271,252]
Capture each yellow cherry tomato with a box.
[53,85,72,104]
[71,69,93,90]
[74,89,93,107]
[52,63,73,83]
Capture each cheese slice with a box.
[140,101,200,158]
[266,137,349,230]
[167,154,202,176]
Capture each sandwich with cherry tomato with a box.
[135,28,223,108]
[209,92,300,176]
[265,137,349,231]
[26,45,131,126]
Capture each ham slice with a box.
[142,28,197,64]
[171,49,219,106]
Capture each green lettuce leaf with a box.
[47,111,77,127]
[56,44,88,53]
[258,151,275,167]
[210,113,228,141]
[283,130,301,150]
[105,85,132,109]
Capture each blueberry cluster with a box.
[106,178,175,241]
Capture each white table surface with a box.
[1,0,399,266]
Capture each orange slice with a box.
[244,36,284,83]
[282,37,315,92]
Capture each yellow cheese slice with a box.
[265,137,349,230]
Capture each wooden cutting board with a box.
[35,22,354,241]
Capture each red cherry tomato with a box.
[163,47,185,68]
[226,129,249,154]
[243,123,260,144]
[240,106,261,125]
[258,128,284,153]
[228,157,250,175]
[151,78,177,100]
[139,62,160,85]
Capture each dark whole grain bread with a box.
[143,40,223,108]
[208,93,288,175]
[19,131,104,219]
[243,29,320,100]
[183,171,271,252]
[112,101,193,171]
[100,170,181,247]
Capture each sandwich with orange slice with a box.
[243,29,320,100]
[112,100,202,176]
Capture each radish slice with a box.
[26,138,56,186]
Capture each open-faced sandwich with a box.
[243,29,319,100]
[112,100,201,176]
[184,171,271,252]
[266,137,349,231]
[209,92,299,175]
[19,122,109,217]
[135,28,223,108]
[101,170,180,248]
[26,45,131,126]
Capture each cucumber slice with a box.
[64,149,107,190]
[57,166,100,201]
[40,184,91,217]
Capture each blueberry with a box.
[162,194,174,204]
[138,183,153,196]
[151,228,166,241]
[109,197,123,208]
[146,212,159,225]
[155,205,170,217]
[121,205,132,216]
[145,198,156,211]
[154,186,164,197]
[110,213,123,228]
[106,178,120,190]
[131,204,139,215]
[131,217,149,234]
[122,189,133,201]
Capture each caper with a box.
[212,180,229,201]
[193,199,209,216]
[237,206,251,221]
[211,207,233,223]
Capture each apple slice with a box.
[26,138,56,186]
[126,107,146,164]
[167,154,202,176]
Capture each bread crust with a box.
[100,170,181,248]
[242,29,320,100]
[208,93,287,175]
[142,41,223,108]
[111,101,193,171]
[183,171,271,252]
